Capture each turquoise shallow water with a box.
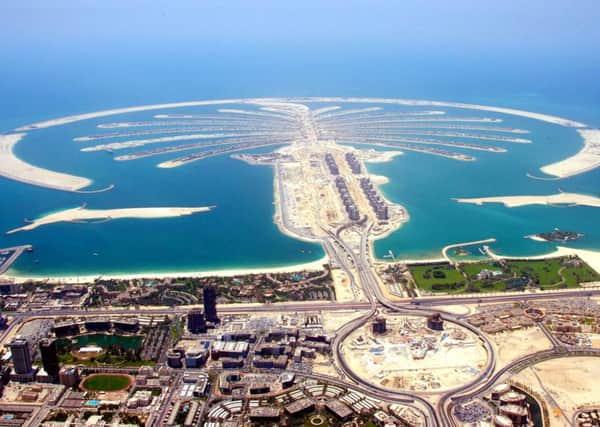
[1,107,324,276]
[365,109,600,260]
[0,49,599,276]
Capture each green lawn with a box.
[504,260,563,286]
[409,263,466,292]
[409,257,600,294]
[82,374,131,391]
[460,262,502,278]
[562,264,600,287]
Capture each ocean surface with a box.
[0,47,599,276]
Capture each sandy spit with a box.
[6,206,215,234]
[454,192,600,208]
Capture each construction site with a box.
[341,313,488,393]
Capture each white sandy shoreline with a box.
[5,256,330,284]
[9,244,599,285]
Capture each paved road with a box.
[9,301,372,320]
[413,288,600,306]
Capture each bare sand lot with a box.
[489,326,553,368]
[515,357,600,426]
[331,269,356,302]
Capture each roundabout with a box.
[340,313,488,394]
[308,414,325,426]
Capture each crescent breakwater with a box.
[0,133,93,192]
[3,97,597,194]
[540,129,600,179]
[6,205,215,234]
[13,97,588,131]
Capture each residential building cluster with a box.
[335,176,360,221]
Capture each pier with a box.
[0,245,33,275]
[441,238,497,263]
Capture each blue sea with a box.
[0,47,599,276]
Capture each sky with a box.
[1,1,599,127]
[2,1,600,53]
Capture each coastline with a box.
[5,239,600,285]
[5,255,330,284]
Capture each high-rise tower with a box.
[8,337,31,374]
[203,285,219,323]
[187,309,207,334]
[40,338,60,380]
